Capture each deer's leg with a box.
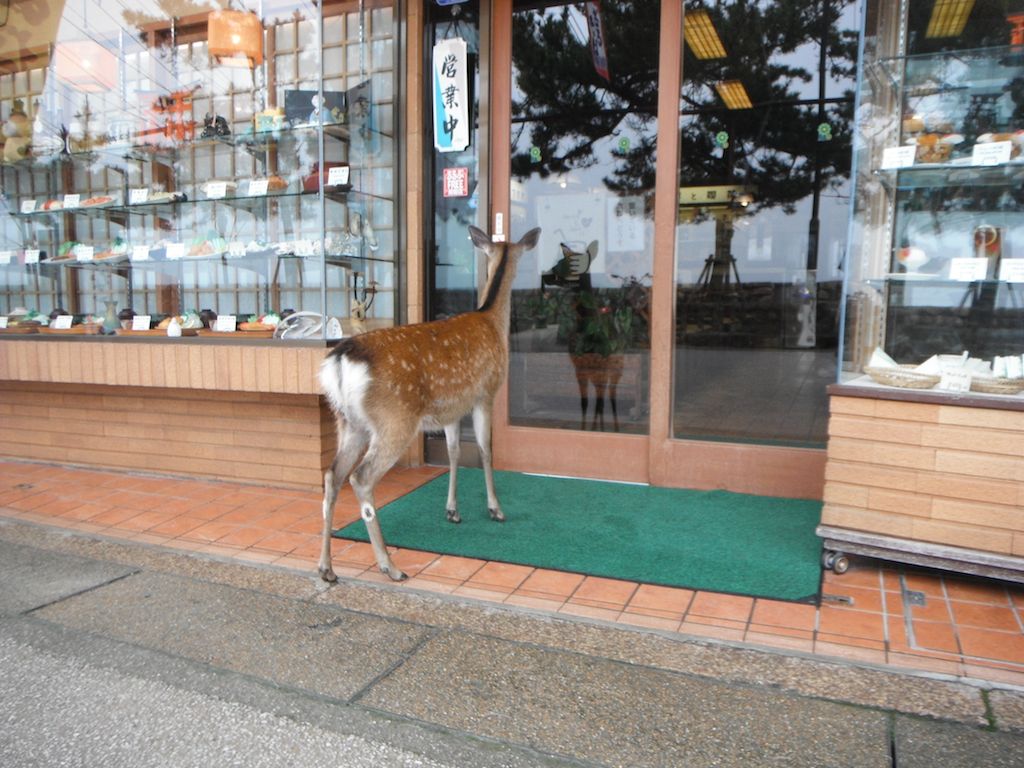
[575,370,589,431]
[443,422,461,523]
[608,375,620,432]
[472,403,504,522]
[350,435,413,581]
[319,421,368,583]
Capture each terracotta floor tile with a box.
[958,628,1024,665]
[8,491,61,512]
[1010,590,1024,611]
[745,630,815,654]
[89,506,145,527]
[180,520,245,544]
[187,501,243,521]
[284,518,323,535]
[144,515,207,538]
[887,651,964,677]
[213,508,268,526]
[900,572,947,599]
[504,593,566,613]
[687,592,754,623]
[407,577,460,596]
[335,541,378,567]
[626,584,694,616]
[116,510,175,533]
[910,619,961,654]
[272,498,322,518]
[570,576,638,610]
[103,490,163,512]
[817,605,886,642]
[52,486,114,503]
[821,583,884,613]
[177,484,235,503]
[944,579,1011,605]
[822,564,883,590]
[961,664,1024,687]
[684,614,748,632]
[887,616,909,647]
[389,548,440,577]
[453,584,515,602]
[679,621,745,643]
[747,623,814,641]
[231,549,282,565]
[37,498,93,518]
[420,555,487,583]
[466,561,534,591]
[950,602,1021,633]
[250,531,317,555]
[559,602,622,623]
[517,569,585,599]
[750,600,817,632]
[216,526,274,549]
[904,593,953,623]
[814,639,888,665]
[618,612,680,632]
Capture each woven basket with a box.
[863,365,940,389]
[970,377,1024,395]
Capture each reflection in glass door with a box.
[505,0,660,434]
[673,1,859,446]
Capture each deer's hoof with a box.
[446,508,461,524]
[383,565,408,582]
[489,507,505,522]
[318,566,338,583]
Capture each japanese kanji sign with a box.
[585,1,610,82]
[433,38,470,153]
[442,167,470,197]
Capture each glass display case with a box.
[0,0,397,340]
[842,0,1024,396]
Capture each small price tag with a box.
[24,249,40,264]
[999,259,1024,283]
[63,193,81,209]
[132,315,151,331]
[0,251,12,265]
[166,242,185,260]
[131,245,150,261]
[228,241,246,258]
[948,257,987,281]
[214,314,237,332]
[972,141,1012,166]
[20,200,36,214]
[205,181,227,199]
[881,145,916,170]
[939,369,972,393]
[0,317,7,329]
[327,165,350,186]
[248,179,269,196]
[53,314,73,330]
[129,188,150,205]
[76,245,95,262]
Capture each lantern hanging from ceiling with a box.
[54,40,117,93]
[208,10,264,68]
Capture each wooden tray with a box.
[37,323,105,335]
[114,328,199,337]
[0,325,40,334]
[198,328,276,338]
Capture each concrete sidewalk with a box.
[2,519,1024,767]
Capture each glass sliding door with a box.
[673,0,859,446]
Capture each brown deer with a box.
[318,226,541,582]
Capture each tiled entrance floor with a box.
[2,460,1023,687]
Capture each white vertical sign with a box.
[433,38,470,153]
[586,1,611,82]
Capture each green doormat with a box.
[335,468,823,603]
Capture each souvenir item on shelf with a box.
[2,99,32,162]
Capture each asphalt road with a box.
[1,519,1023,768]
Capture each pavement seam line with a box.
[21,568,142,617]
[346,626,441,706]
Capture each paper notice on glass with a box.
[76,246,94,262]
[20,200,36,214]
[214,315,237,332]
[0,317,7,328]
[948,257,987,281]
[606,195,644,252]
[999,259,1024,283]
[881,145,916,169]
[972,141,1011,166]
[63,193,80,209]
[939,369,972,393]
[248,179,268,196]
[0,251,12,265]
[24,249,39,264]
[129,188,149,205]
[327,165,350,186]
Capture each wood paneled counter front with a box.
[819,382,1024,583]
[0,337,336,490]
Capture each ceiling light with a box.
[208,10,264,68]
[715,80,752,110]
[55,40,117,93]
[684,10,727,60]
[925,0,975,38]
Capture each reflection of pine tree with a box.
[511,0,857,214]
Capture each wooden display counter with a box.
[819,381,1024,583]
[0,337,336,490]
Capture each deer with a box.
[317,226,541,582]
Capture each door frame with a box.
[485,0,826,497]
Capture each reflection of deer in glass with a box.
[571,349,623,432]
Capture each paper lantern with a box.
[208,10,264,68]
[55,40,117,93]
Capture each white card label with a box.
[327,165,350,186]
[214,314,237,332]
[20,200,36,214]
[63,193,81,208]
[131,245,150,261]
[76,246,94,262]
[999,259,1024,282]
[166,242,185,260]
[881,145,916,169]
[972,141,1012,166]
[24,249,40,264]
[0,251,12,265]
[248,179,269,196]
[949,257,988,281]
[129,188,150,205]
[0,317,7,329]
[228,241,246,258]
[205,182,227,199]
[53,314,73,329]
[132,315,151,331]
[939,370,972,393]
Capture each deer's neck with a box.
[478,249,518,336]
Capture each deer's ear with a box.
[519,227,541,250]
[587,240,599,257]
[468,226,491,248]
[560,243,575,257]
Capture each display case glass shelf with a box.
[0,0,397,340]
